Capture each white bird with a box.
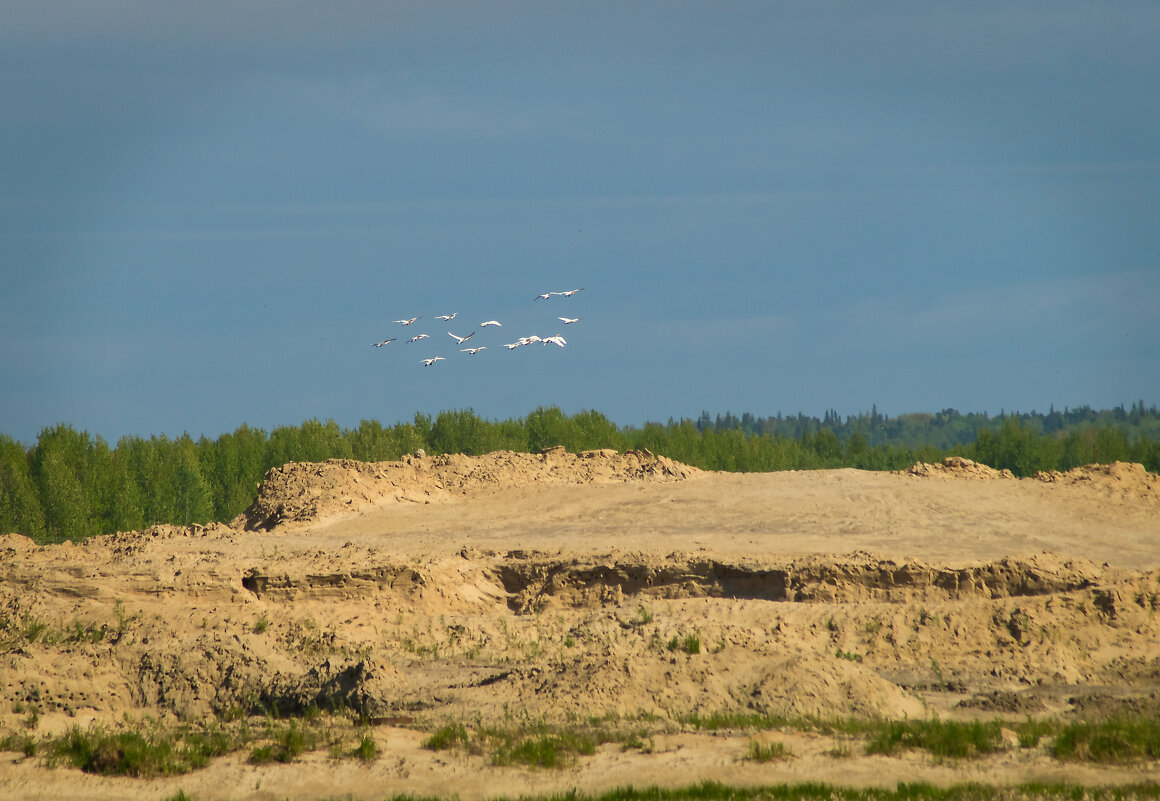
[503,342,522,350]
[480,320,502,327]
[421,357,445,367]
[542,335,567,348]
[558,317,579,324]
[407,334,430,343]
[461,346,487,355]
[370,338,396,347]
[560,288,585,297]
[534,292,552,300]
[448,331,475,345]
[394,317,421,326]
[435,313,457,321]
[517,335,542,345]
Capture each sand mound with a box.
[240,448,699,531]
[902,458,1159,503]
[1035,461,1160,502]
[749,655,927,720]
[900,456,1015,480]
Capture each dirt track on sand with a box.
[2,450,1160,799]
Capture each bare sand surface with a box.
[2,450,1159,800]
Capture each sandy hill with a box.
[2,450,1159,800]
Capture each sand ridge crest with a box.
[239,447,699,531]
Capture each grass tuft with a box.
[747,738,792,762]
[0,731,38,757]
[351,734,378,762]
[422,723,470,751]
[667,633,701,654]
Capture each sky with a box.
[2,1,1158,446]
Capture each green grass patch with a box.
[35,715,341,776]
[248,720,313,765]
[422,723,470,751]
[864,720,1002,759]
[1052,717,1160,763]
[420,716,654,769]
[49,726,191,777]
[490,730,597,768]
[1016,718,1057,749]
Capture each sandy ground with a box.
[2,450,1159,799]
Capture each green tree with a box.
[973,417,1061,476]
[411,413,434,452]
[35,449,90,542]
[198,424,269,520]
[350,419,394,461]
[525,406,570,452]
[812,427,843,464]
[117,435,176,525]
[297,419,352,462]
[174,437,213,525]
[430,409,494,455]
[569,410,623,452]
[0,434,47,540]
[108,448,146,532]
[29,424,98,542]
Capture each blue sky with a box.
[2,1,1158,445]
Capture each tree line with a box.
[2,405,1157,544]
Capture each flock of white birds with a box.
[371,288,585,367]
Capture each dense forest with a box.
[2,404,1158,545]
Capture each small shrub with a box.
[253,615,269,634]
